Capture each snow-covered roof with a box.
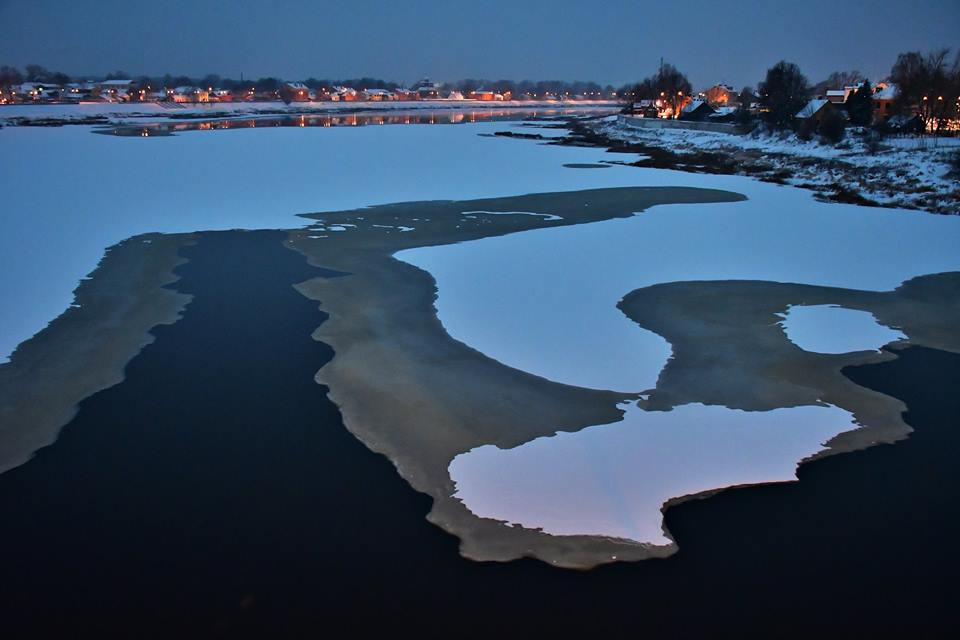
[825,90,846,97]
[682,99,710,113]
[99,79,133,86]
[173,86,197,94]
[795,99,830,119]
[873,83,897,100]
[362,88,392,95]
[710,106,737,117]
[285,82,308,90]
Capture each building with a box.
[795,98,837,124]
[825,89,847,104]
[473,89,504,102]
[703,84,736,107]
[361,88,395,101]
[679,99,716,121]
[97,79,134,102]
[171,86,209,103]
[281,82,311,102]
[412,78,442,100]
[872,82,898,121]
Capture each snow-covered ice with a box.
[779,305,906,354]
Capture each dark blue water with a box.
[0,231,956,638]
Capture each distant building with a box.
[679,99,716,121]
[412,78,442,100]
[361,88,395,101]
[171,86,209,103]
[97,79,134,102]
[392,88,416,101]
[795,98,837,124]
[825,89,848,104]
[872,82,898,121]
[473,89,503,102]
[703,84,736,107]
[281,82,311,102]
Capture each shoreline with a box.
[0,100,621,127]
[542,116,960,215]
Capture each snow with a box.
[605,115,959,212]
[0,119,626,362]
[779,305,906,354]
[399,171,960,392]
[450,401,854,544]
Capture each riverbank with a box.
[552,115,960,214]
[0,100,620,126]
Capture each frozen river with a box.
[4,113,960,548]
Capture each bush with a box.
[865,130,886,155]
[819,111,847,144]
[796,119,815,142]
[949,150,960,178]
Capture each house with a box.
[473,89,504,102]
[15,82,63,102]
[393,88,416,101]
[361,88,394,101]
[97,79,134,102]
[446,90,465,100]
[708,106,738,122]
[629,99,660,118]
[872,82,898,121]
[210,89,234,102]
[281,82,311,102]
[332,86,358,101]
[171,86,209,103]
[703,84,736,107]
[795,98,836,124]
[412,78,442,100]
[679,99,716,121]
[825,89,847,104]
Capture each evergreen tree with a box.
[846,81,874,127]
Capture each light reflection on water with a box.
[95,108,614,137]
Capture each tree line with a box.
[624,49,960,140]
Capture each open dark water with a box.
[1,231,957,638]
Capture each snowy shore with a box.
[585,115,959,214]
[0,99,619,125]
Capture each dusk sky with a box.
[1,0,957,89]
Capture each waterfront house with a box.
[281,82,311,102]
[412,78,442,100]
[473,89,504,101]
[97,79,134,102]
[171,86,209,103]
[703,84,736,107]
[795,98,836,124]
[361,88,395,101]
[679,99,716,121]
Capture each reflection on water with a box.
[96,108,611,137]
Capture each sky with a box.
[1,0,957,89]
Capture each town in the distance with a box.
[2,48,958,137]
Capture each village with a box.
[0,76,616,105]
[1,55,957,140]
